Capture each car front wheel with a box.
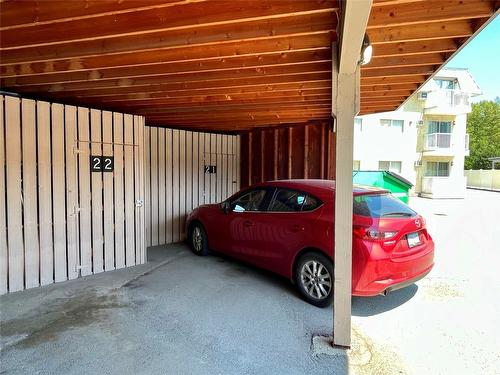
[294,252,333,307]
[189,223,210,256]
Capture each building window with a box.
[427,121,451,134]
[353,160,360,171]
[354,118,362,132]
[380,119,404,132]
[434,79,457,90]
[425,162,450,177]
[378,161,402,173]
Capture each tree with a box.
[465,100,500,170]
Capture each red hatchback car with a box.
[186,179,434,307]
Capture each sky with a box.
[445,15,500,102]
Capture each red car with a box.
[186,179,434,307]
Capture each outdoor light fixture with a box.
[360,34,372,65]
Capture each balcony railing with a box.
[426,133,451,149]
[444,89,469,107]
[424,89,471,113]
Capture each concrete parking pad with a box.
[1,189,499,374]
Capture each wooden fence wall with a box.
[239,121,335,188]
[0,94,145,294]
[144,127,240,247]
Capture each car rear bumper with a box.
[352,243,434,297]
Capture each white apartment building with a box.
[354,68,481,199]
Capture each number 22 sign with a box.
[90,156,114,172]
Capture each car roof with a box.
[250,179,388,200]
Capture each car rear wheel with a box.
[294,252,333,307]
[189,223,210,256]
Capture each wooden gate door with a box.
[74,110,146,277]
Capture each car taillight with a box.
[353,226,398,241]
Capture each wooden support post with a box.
[248,132,253,185]
[333,0,372,348]
[320,124,326,179]
[287,128,292,179]
[260,131,265,182]
[304,125,309,178]
[274,129,279,180]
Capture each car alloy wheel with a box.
[300,260,332,300]
[189,223,209,256]
[192,226,203,252]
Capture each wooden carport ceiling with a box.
[0,0,498,132]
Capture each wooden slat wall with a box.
[144,126,240,247]
[0,94,145,294]
[240,121,335,188]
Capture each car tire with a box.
[189,222,210,256]
[294,252,333,308]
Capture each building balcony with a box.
[422,133,454,156]
[422,89,471,115]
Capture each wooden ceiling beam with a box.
[62,81,332,101]
[358,107,399,115]
[146,117,331,127]
[361,90,413,98]
[23,73,331,97]
[360,83,418,92]
[1,1,337,49]
[371,38,458,58]
[3,62,331,93]
[368,19,473,44]
[145,108,331,120]
[145,114,331,126]
[0,0,189,29]
[361,103,402,109]
[144,118,329,132]
[94,89,331,106]
[65,85,331,102]
[1,14,335,66]
[368,0,494,28]
[1,49,332,86]
[1,33,333,75]
[371,0,430,6]
[103,93,331,112]
[361,65,436,78]
[363,53,444,69]
[360,74,428,86]
[361,96,407,104]
[123,98,332,112]
[9,72,332,95]
[138,105,331,116]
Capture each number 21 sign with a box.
[90,156,114,172]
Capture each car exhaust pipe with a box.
[380,289,388,296]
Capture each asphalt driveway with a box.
[1,189,499,374]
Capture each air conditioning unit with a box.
[418,120,424,125]
[414,160,422,167]
[417,92,428,100]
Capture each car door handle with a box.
[291,224,305,232]
[243,220,254,227]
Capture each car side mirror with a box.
[221,201,231,214]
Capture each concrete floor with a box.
[1,189,499,374]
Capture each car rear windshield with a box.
[353,193,416,218]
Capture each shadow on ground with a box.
[192,248,419,316]
[352,284,418,317]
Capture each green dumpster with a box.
[352,170,413,203]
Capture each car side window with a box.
[269,189,306,212]
[301,194,321,211]
[231,189,268,212]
